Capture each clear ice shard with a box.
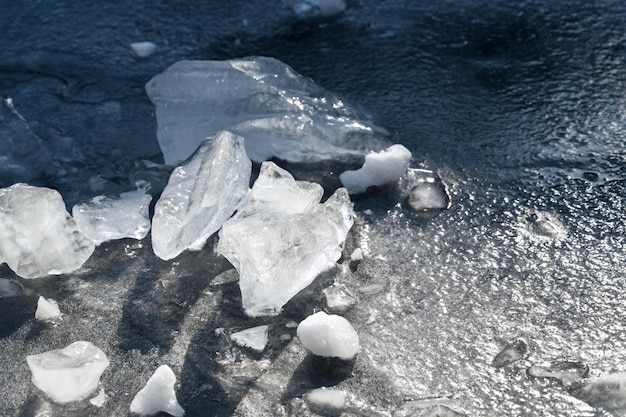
[340,144,412,194]
[130,365,185,417]
[151,131,251,260]
[0,184,95,278]
[406,168,450,211]
[217,162,353,316]
[26,341,110,404]
[35,296,62,322]
[145,56,389,165]
[230,325,270,352]
[297,311,359,360]
[72,191,152,246]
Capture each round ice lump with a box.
[297,311,359,360]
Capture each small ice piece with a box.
[290,0,347,18]
[527,361,589,388]
[26,341,110,403]
[230,325,270,353]
[350,248,363,262]
[131,42,157,58]
[573,372,626,410]
[340,144,412,194]
[491,338,527,368]
[323,284,358,314]
[0,184,95,278]
[35,296,62,322]
[152,131,251,260]
[89,388,107,407]
[72,192,152,246]
[130,365,185,417]
[406,168,450,211]
[304,388,346,415]
[297,311,359,360]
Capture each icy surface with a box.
[304,388,346,413]
[72,191,152,245]
[145,56,388,165]
[297,311,359,360]
[152,131,251,260]
[26,341,110,404]
[0,184,95,278]
[230,325,270,353]
[129,365,185,417]
[35,296,62,323]
[217,163,353,316]
[340,144,412,194]
[130,42,157,58]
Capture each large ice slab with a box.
[26,341,109,404]
[146,56,389,165]
[130,365,185,417]
[217,162,353,316]
[152,131,251,260]
[0,184,95,278]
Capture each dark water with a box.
[1,1,626,416]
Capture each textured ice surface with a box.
[129,365,185,417]
[340,144,412,194]
[130,42,157,58]
[0,184,95,278]
[72,192,152,245]
[217,163,353,316]
[26,341,110,404]
[230,325,270,352]
[304,388,346,414]
[297,311,359,360]
[35,296,62,323]
[146,56,388,165]
[152,131,251,260]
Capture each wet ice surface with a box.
[1,0,626,416]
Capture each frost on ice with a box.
[340,144,412,194]
[217,162,353,316]
[146,56,388,165]
[0,184,95,278]
[151,131,251,260]
[130,365,185,417]
[26,341,110,404]
[297,311,359,360]
[230,325,270,353]
[35,296,62,323]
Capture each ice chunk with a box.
[72,192,152,246]
[230,325,270,353]
[0,184,95,278]
[573,372,626,410]
[491,338,527,368]
[323,283,358,314]
[130,365,185,417]
[35,296,62,323]
[406,168,450,211]
[340,144,412,194]
[145,57,388,165]
[527,361,589,388]
[152,131,251,260]
[89,388,107,407]
[26,341,110,404]
[217,164,353,316]
[131,42,157,58]
[304,388,346,415]
[290,0,347,18]
[297,311,359,360]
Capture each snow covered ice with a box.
[151,131,251,260]
[217,162,353,316]
[0,184,95,278]
[35,296,62,323]
[340,144,412,194]
[297,311,359,360]
[26,341,110,404]
[129,365,185,417]
[145,56,388,165]
[72,191,152,245]
[230,325,270,353]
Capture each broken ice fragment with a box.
[340,144,412,194]
[146,57,388,165]
[527,361,589,388]
[217,165,353,316]
[230,325,270,353]
[297,311,359,360]
[35,296,62,323]
[26,341,109,404]
[573,372,626,410]
[323,283,358,314]
[406,168,450,211]
[290,0,347,19]
[304,388,346,415]
[491,338,527,368]
[152,131,251,260]
[130,365,185,417]
[72,192,152,246]
[89,388,107,407]
[131,42,157,58]
[0,184,95,278]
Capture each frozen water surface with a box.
[1,1,626,416]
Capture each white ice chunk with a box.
[152,131,251,260]
[217,165,353,316]
[304,388,346,414]
[340,144,412,194]
[406,168,450,211]
[230,325,270,352]
[130,365,185,417]
[131,42,157,58]
[72,192,152,246]
[89,388,107,407]
[291,0,347,18]
[297,311,359,360]
[323,284,358,314]
[35,296,62,322]
[146,57,388,165]
[0,184,95,278]
[26,341,110,404]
